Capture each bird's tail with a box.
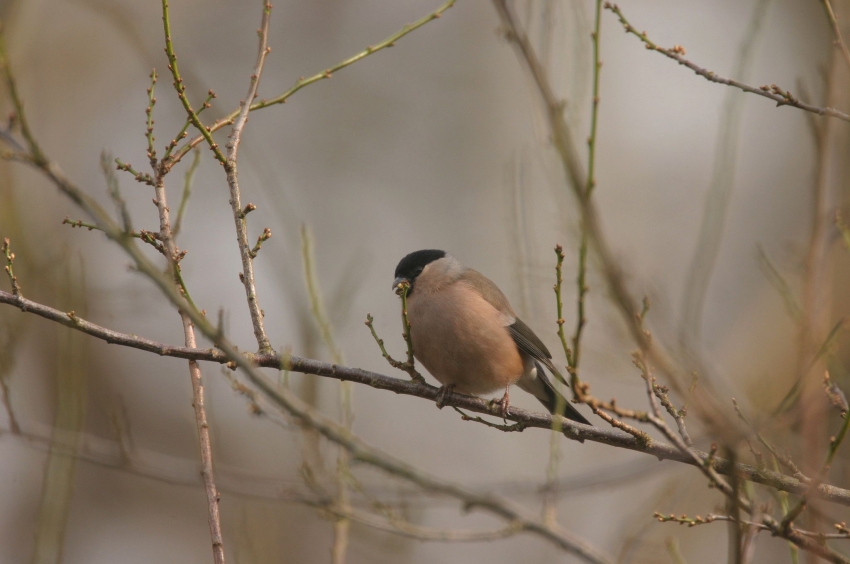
[520,361,590,425]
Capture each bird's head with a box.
[392,249,447,296]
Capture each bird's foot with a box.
[489,386,511,420]
[435,384,455,409]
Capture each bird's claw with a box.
[435,384,455,409]
[490,387,511,421]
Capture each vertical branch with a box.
[151,167,226,562]
[797,49,840,506]
[399,284,416,370]
[300,224,352,564]
[161,0,226,164]
[584,0,603,201]
[145,69,157,168]
[727,449,744,564]
[542,420,561,524]
[0,32,44,165]
[822,0,850,72]
[0,332,19,434]
[31,257,87,564]
[224,0,273,353]
[157,4,235,561]
[545,2,602,521]
[506,152,533,317]
[570,0,603,378]
[554,245,572,366]
[2,238,21,296]
[494,0,739,437]
[173,148,201,238]
[301,225,342,362]
[186,333,225,564]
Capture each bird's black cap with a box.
[393,249,446,294]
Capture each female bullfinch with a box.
[393,249,590,424]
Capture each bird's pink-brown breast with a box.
[406,279,524,395]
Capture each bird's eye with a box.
[413,266,423,275]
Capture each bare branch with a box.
[491,0,734,440]
[165,0,456,167]
[605,3,850,124]
[655,512,850,540]
[305,499,525,542]
[224,0,273,353]
[2,287,850,507]
[0,64,611,563]
[2,238,20,296]
[161,0,226,164]
[173,148,201,237]
[821,0,850,72]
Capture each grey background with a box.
[0,0,841,563]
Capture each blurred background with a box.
[0,0,847,562]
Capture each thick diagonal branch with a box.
[3,288,850,508]
[490,0,735,439]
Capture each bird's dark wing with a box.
[509,317,552,359]
[531,361,590,425]
[508,318,568,387]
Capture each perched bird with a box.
[392,249,590,424]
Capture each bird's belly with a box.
[407,288,523,395]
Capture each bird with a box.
[392,249,590,425]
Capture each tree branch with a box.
[224,0,273,353]
[2,287,849,507]
[605,3,850,124]
[821,0,850,73]
[0,133,611,564]
[491,0,736,440]
[164,0,456,168]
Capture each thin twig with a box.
[161,0,226,164]
[365,309,425,383]
[164,90,215,161]
[396,282,418,376]
[0,31,44,165]
[655,512,850,540]
[151,148,226,564]
[604,3,850,124]
[114,157,155,186]
[2,238,20,296]
[300,223,352,564]
[732,399,808,482]
[62,218,167,256]
[453,406,528,432]
[648,377,693,448]
[145,69,157,167]
[569,0,604,379]
[821,0,850,72]
[164,0,457,168]
[634,352,738,503]
[554,244,572,370]
[224,0,273,353]
[100,151,134,232]
[762,514,850,564]
[756,245,803,323]
[300,224,342,362]
[824,372,849,416]
[307,500,526,542]
[173,148,201,237]
[639,357,850,562]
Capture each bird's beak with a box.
[392,277,409,293]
